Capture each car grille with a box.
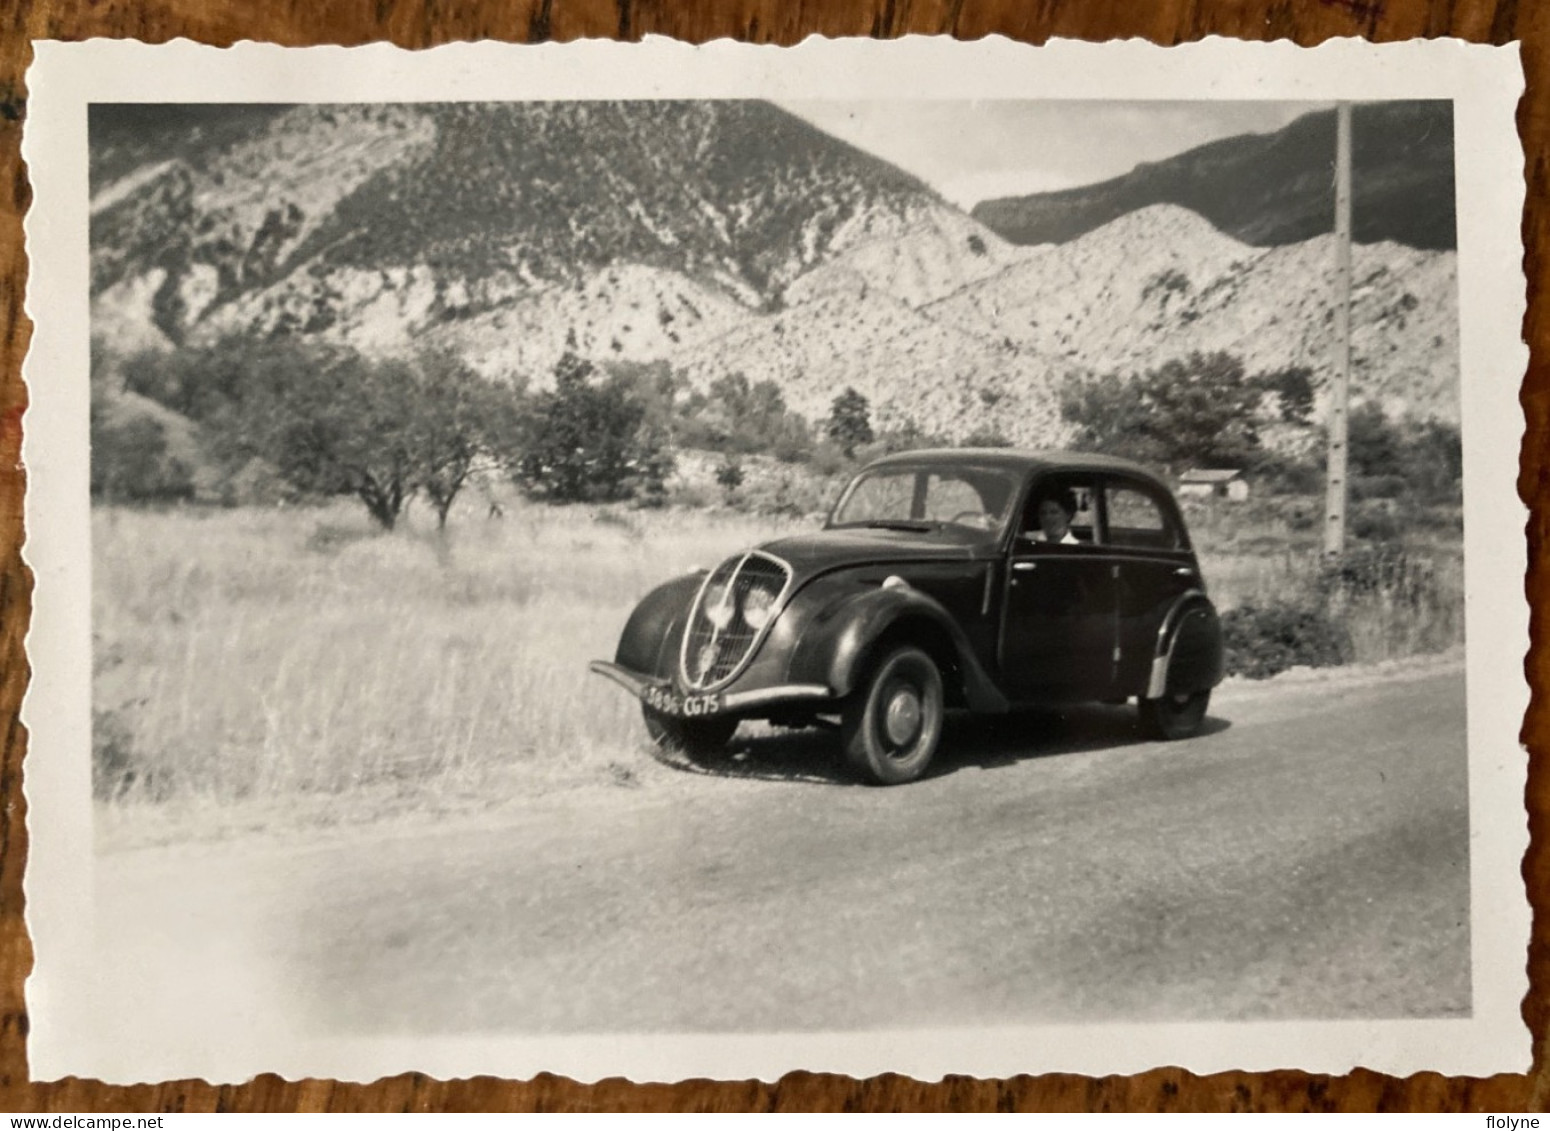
[680,551,792,691]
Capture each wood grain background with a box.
[0,0,1542,1113]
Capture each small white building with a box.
[1179,468,1249,502]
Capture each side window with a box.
[1019,479,1098,546]
[1104,483,1180,550]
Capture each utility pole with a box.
[1323,101,1353,559]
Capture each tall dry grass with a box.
[93,495,1463,822]
[93,500,809,810]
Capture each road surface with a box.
[93,665,1470,1041]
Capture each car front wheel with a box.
[1139,688,1211,740]
[642,706,738,759]
[842,646,944,785]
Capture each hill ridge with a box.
[89,100,1460,449]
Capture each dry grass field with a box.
[90,495,1464,842]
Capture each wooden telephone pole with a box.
[1323,102,1353,558]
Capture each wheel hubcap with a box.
[883,685,923,747]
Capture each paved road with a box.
[95,667,1469,1040]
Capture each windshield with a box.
[828,466,1020,536]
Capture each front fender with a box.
[614,572,703,682]
[785,581,1008,711]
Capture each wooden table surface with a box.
[0,0,1542,1113]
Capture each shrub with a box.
[959,429,1012,448]
[92,706,171,801]
[1314,544,1460,662]
[517,352,670,505]
[807,440,854,478]
[715,457,745,503]
[1351,506,1403,542]
[1318,544,1434,608]
[1221,597,1352,680]
[1351,474,1409,501]
[91,411,196,504]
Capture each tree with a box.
[1060,351,1262,474]
[1346,403,1462,505]
[90,403,196,504]
[516,352,672,504]
[236,349,422,529]
[715,456,745,503]
[409,351,519,530]
[115,334,528,528]
[825,386,874,458]
[675,371,811,459]
[1255,365,1316,425]
[1347,400,1404,477]
[1399,417,1462,504]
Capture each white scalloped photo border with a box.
[20,34,1529,1083]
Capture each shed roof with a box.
[1179,468,1244,483]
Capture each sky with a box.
[778,100,1329,209]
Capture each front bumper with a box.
[589,660,834,714]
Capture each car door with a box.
[1103,477,1199,693]
[999,476,1118,700]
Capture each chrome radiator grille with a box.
[680,552,792,691]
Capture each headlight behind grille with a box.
[680,552,792,691]
[742,584,777,630]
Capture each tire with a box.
[1139,688,1211,740]
[642,705,738,759]
[842,646,945,785]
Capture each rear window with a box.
[1104,483,1181,550]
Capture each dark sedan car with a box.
[591,449,1224,784]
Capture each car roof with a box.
[861,447,1169,485]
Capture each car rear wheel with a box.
[842,646,944,785]
[642,706,738,759]
[1139,689,1211,740]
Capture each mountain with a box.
[90,101,946,340]
[971,101,1455,252]
[88,100,1460,451]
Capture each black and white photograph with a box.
[21,37,1528,1082]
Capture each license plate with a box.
[641,683,723,718]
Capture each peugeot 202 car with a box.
[589,449,1225,785]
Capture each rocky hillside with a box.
[971,101,1456,252]
[91,101,939,341]
[90,100,1459,449]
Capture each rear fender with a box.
[614,572,703,682]
[1148,591,1225,698]
[787,583,1008,712]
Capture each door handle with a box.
[1174,567,1195,578]
[1012,561,1037,573]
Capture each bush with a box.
[807,440,855,478]
[1351,506,1403,542]
[715,457,745,502]
[959,429,1012,448]
[517,352,671,505]
[1318,544,1435,607]
[1250,451,1323,496]
[1221,598,1352,680]
[91,411,196,504]
[93,707,138,801]
[1352,474,1409,501]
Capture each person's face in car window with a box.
[1037,498,1073,542]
